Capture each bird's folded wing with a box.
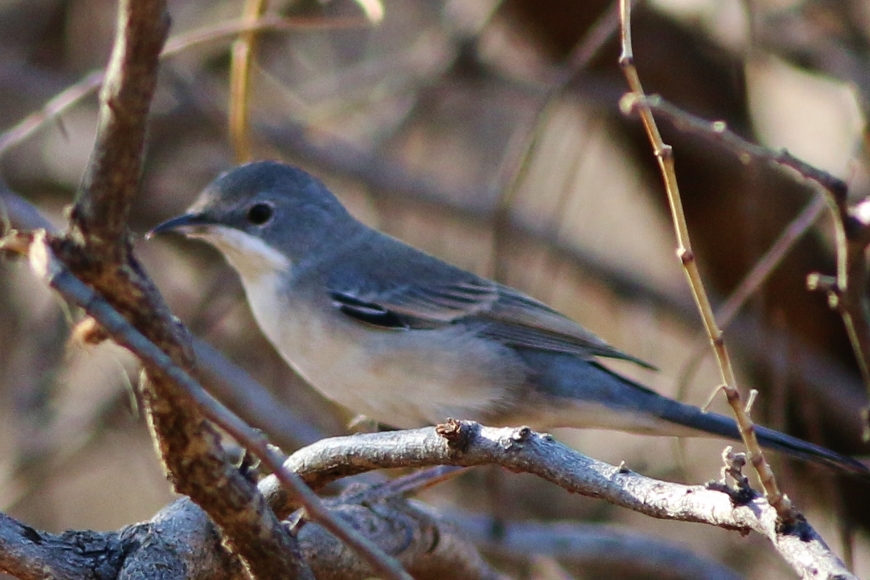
[480,288,655,369]
[328,273,654,369]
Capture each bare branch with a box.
[0,72,104,159]
[618,91,870,438]
[2,491,506,580]
[118,499,246,579]
[263,422,855,580]
[0,512,112,580]
[618,0,794,522]
[0,498,244,580]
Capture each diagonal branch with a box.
[8,223,412,580]
[617,0,796,523]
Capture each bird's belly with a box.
[246,281,525,428]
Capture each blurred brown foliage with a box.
[1,0,870,578]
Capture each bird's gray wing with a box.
[479,286,655,368]
[326,254,653,368]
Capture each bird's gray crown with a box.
[187,160,359,262]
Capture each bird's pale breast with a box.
[242,271,525,428]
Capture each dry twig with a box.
[228,0,269,162]
[627,93,870,435]
[617,0,796,524]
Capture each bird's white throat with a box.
[189,225,291,281]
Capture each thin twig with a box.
[162,14,369,57]
[677,194,827,398]
[620,96,870,425]
[808,200,870,439]
[634,94,849,197]
[620,94,832,330]
[617,0,796,524]
[0,72,105,159]
[229,0,268,163]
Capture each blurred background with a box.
[1,0,870,578]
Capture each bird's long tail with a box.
[519,350,870,477]
[655,397,870,477]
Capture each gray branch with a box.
[263,422,854,580]
[0,499,242,580]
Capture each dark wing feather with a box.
[325,236,653,368]
[329,291,410,329]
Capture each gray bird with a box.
[151,160,868,475]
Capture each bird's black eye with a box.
[246,202,274,226]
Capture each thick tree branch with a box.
[2,491,507,580]
[117,498,244,580]
[0,498,243,580]
[263,422,855,580]
[0,513,116,580]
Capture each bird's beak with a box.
[147,213,213,239]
